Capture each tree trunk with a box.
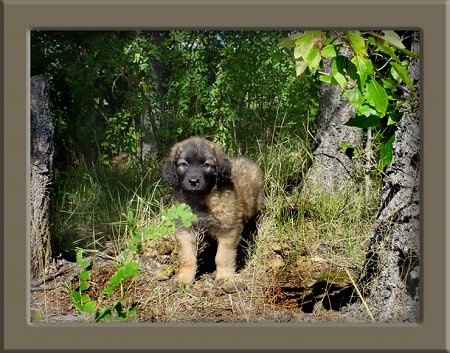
[138,31,169,161]
[303,48,363,193]
[30,75,54,281]
[358,32,420,322]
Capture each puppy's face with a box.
[163,137,232,194]
[176,145,218,194]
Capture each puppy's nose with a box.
[189,178,200,187]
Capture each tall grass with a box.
[50,158,171,259]
[51,125,378,276]
[245,129,379,272]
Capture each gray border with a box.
[2,0,447,350]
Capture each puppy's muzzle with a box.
[182,172,207,192]
[188,176,200,187]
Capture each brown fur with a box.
[162,136,264,284]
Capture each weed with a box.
[70,203,196,322]
[70,250,99,321]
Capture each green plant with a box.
[70,250,99,320]
[71,248,140,322]
[125,203,196,254]
[94,259,140,322]
[70,203,196,322]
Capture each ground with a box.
[30,233,372,324]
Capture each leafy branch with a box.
[281,30,419,171]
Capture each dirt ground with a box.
[30,235,371,324]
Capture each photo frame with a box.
[2,0,448,350]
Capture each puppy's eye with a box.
[202,162,213,169]
[178,161,189,167]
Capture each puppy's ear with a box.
[162,158,179,188]
[216,156,232,188]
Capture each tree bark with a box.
[138,31,169,160]
[303,48,363,193]
[358,32,421,322]
[30,75,54,281]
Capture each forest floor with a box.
[30,230,372,324]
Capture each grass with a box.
[51,158,172,259]
[43,133,380,323]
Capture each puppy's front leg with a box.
[175,228,198,285]
[215,230,241,281]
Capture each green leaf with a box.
[390,66,401,83]
[331,57,347,89]
[181,212,196,227]
[344,114,381,128]
[122,261,140,277]
[79,281,90,292]
[333,55,347,72]
[380,43,400,61]
[347,30,367,57]
[167,207,177,219]
[304,45,321,73]
[33,311,42,323]
[365,79,388,115]
[339,141,353,149]
[127,240,139,253]
[181,219,192,228]
[390,61,414,91]
[79,270,90,281]
[293,45,302,60]
[381,30,405,50]
[387,111,402,126]
[76,250,90,269]
[345,86,364,108]
[295,60,308,77]
[294,30,324,52]
[379,135,395,169]
[102,261,139,296]
[80,294,91,303]
[293,31,325,75]
[279,34,302,48]
[381,78,396,90]
[73,301,84,313]
[350,55,374,90]
[357,104,378,117]
[71,291,81,302]
[128,305,138,318]
[126,210,134,224]
[369,31,418,59]
[83,301,97,314]
[95,306,112,322]
[331,72,347,89]
[321,44,336,58]
[318,74,332,83]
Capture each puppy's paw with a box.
[175,268,196,287]
[215,267,235,281]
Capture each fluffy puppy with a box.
[162,136,264,285]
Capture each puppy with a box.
[162,136,264,285]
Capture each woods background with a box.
[30,30,420,324]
